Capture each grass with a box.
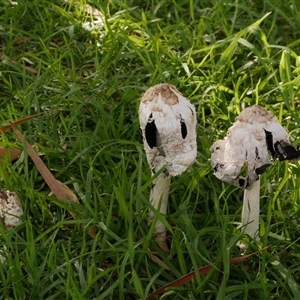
[1,0,300,299]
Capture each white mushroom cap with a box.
[210,105,300,188]
[139,83,197,176]
[0,190,23,229]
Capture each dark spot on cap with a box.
[163,169,169,176]
[238,178,245,187]
[157,146,166,157]
[181,122,187,139]
[255,147,260,160]
[179,114,187,139]
[264,131,300,161]
[145,113,161,149]
[274,141,300,161]
[213,163,224,172]
[0,191,8,201]
[255,164,271,175]
[189,107,194,115]
[265,130,276,158]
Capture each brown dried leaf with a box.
[22,65,38,74]
[0,113,43,134]
[13,36,32,45]
[13,125,74,201]
[9,59,38,74]
[0,147,22,161]
[147,250,171,271]
[55,179,78,219]
[146,246,270,299]
[87,225,98,239]
[11,124,97,239]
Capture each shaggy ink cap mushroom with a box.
[0,190,23,265]
[139,83,197,251]
[139,83,197,176]
[0,190,23,229]
[210,105,300,189]
[210,105,300,247]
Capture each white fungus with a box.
[0,190,23,265]
[0,190,23,229]
[210,105,300,248]
[139,83,197,251]
[139,83,197,176]
[210,105,300,188]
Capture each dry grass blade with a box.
[11,124,97,239]
[14,62,38,74]
[58,181,97,238]
[146,246,270,299]
[54,179,79,218]
[0,147,22,162]
[147,250,171,271]
[12,124,76,201]
[11,124,77,201]
[11,124,98,237]
[1,54,38,75]
[13,36,32,45]
[0,113,44,133]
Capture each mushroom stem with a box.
[149,173,171,252]
[241,178,260,241]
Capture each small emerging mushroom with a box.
[139,83,197,251]
[0,190,23,264]
[0,190,23,229]
[210,105,300,248]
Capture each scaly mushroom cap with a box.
[210,105,300,188]
[0,190,23,229]
[139,83,197,176]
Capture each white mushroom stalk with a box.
[210,105,300,248]
[139,83,197,251]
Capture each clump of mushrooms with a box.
[139,83,197,251]
[210,105,300,249]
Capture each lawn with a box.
[1,0,300,299]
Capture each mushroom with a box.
[0,190,23,264]
[139,83,197,251]
[210,105,300,248]
[0,190,23,229]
